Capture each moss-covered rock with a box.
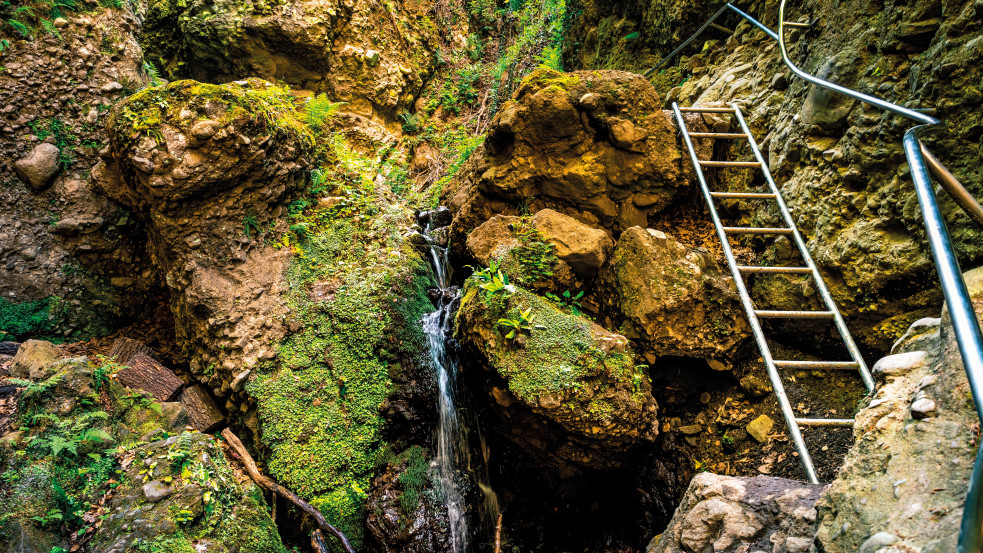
[0,352,285,553]
[89,433,286,553]
[455,281,659,462]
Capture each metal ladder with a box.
[671,102,876,484]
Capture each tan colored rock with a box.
[445,68,714,253]
[649,473,823,553]
[745,414,774,443]
[10,340,59,380]
[466,215,521,265]
[531,209,614,277]
[13,143,61,191]
[595,227,750,360]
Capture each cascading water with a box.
[420,211,500,553]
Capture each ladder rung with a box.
[699,161,762,168]
[782,21,813,28]
[689,133,747,139]
[711,192,776,199]
[774,360,860,370]
[723,226,794,235]
[796,418,854,427]
[737,265,811,274]
[755,310,836,320]
[678,107,736,113]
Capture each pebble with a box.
[910,397,937,419]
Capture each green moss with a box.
[111,79,314,155]
[249,141,433,547]
[396,446,429,517]
[0,296,57,341]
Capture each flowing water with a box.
[421,218,500,553]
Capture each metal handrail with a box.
[651,2,983,548]
[776,2,983,549]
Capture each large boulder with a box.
[89,433,286,553]
[9,339,60,380]
[456,282,659,472]
[594,227,750,363]
[446,67,712,250]
[814,265,983,552]
[94,79,313,399]
[648,473,824,553]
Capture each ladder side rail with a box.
[731,107,875,392]
[672,103,820,484]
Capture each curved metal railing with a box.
[647,2,983,549]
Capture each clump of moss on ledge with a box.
[109,78,314,154]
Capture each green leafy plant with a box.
[243,213,261,240]
[509,221,558,285]
[545,290,585,316]
[496,307,535,340]
[398,109,421,133]
[303,94,345,133]
[92,355,123,392]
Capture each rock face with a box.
[95,78,313,397]
[446,67,708,248]
[594,227,750,362]
[365,447,450,553]
[813,266,983,552]
[141,0,441,127]
[0,6,155,340]
[648,473,824,553]
[13,143,61,190]
[638,0,983,349]
[456,282,659,472]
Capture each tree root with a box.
[221,428,357,553]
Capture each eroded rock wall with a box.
[0,7,156,340]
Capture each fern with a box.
[302,94,345,133]
[6,18,29,37]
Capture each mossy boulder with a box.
[94,78,314,392]
[455,282,659,463]
[0,354,283,552]
[446,67,697,253]
[89,433,286,553]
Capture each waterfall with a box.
[420,213,500,553]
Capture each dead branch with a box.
[494,513,503,553]
[221,428,357,553]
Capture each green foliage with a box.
[243,213,262,240]
[0,296,56,341]
[28,117,76,168]
[250,157,433,548]
[545,290,585,316]
[92,354,123,392]
[469,260,516,309]
[302,94,345,134]
[496,307,535,340]
[396,446,429,517]
[0,0,101,39]
[398,109,421,133]
[507,220,558,285]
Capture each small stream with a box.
[420,211,500,553]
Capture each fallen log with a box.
[179,386,225,432]
[108,337,157,364]
[116,352,184,402]
[221,428,356,553]
[0,342,19,356]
